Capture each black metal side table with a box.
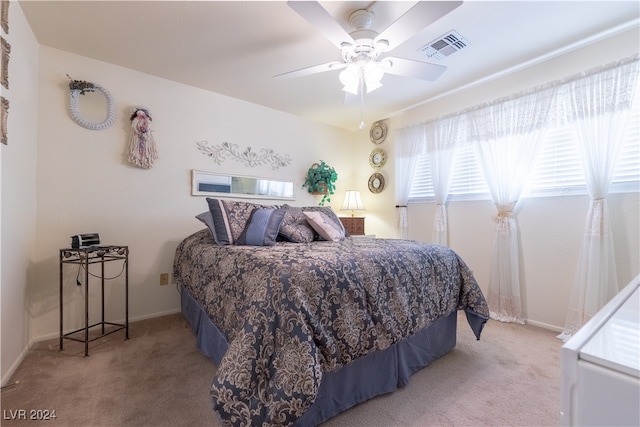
[59,245,129,356]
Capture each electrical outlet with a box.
[160,273,169,286]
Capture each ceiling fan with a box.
[275,1,463,96]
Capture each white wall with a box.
[354,27,640,330]
[1,1,40,383]
[30,47,355,342]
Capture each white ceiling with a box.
[19,1,640,131]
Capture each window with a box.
[408,89,640,201]
[613,109,640,188]
[408,144,491,202]
[522,127,584,196]
[448,144,489,199]
[523,96,640,197]
[407,155,435,200]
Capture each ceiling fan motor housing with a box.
[343,9,390,64]
[349,9,375,32]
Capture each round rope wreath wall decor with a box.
[67,75,115,131]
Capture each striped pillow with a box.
[205,198,234,245]
[236,208,286,246]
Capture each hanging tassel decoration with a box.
[127,107,158,169]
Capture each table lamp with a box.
[341,190,365,217]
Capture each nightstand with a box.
[340,217,365,236]
[59,245,129,356]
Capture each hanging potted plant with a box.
[303,160,338,206]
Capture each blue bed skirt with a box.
[182,288,458,426]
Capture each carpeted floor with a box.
[1,311,562,426]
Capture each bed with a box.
[173,199,489,427]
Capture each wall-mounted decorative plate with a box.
[368,173,385,193]
[369,148,386,168]
[370,122,387,144]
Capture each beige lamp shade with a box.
[341,190,365,217]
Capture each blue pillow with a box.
[236,208,286,246]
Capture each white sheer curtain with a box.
[558,57,639,340]
[394,126,426,239]
[425,115,465,246]
[468,88,556,323]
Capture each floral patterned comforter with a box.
[174,229,489,427]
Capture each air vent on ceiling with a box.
[418,30,469,60]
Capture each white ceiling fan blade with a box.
[384,57,447,81]
[376,1,463,51]
[287,1,355,49]
[274,62,345,80]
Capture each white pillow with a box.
[303,211,345,242]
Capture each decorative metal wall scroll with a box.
[196,140,292,170]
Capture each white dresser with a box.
[561,275,640,426]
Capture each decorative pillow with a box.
[303,211,346,242]
[195,210,216,238]
[278,205,316,243]
[236,208,286,246]
[305,205,348,237]
[205,199,233,245]
[220,199,269,243]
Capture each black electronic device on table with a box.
[70,233,100,249]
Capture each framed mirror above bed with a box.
[191,169,295,200]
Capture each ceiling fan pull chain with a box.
[359,78,365,129]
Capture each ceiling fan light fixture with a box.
[365,79,382,94]
[339,64,359,87]
[363,61,385,93]
[342,84,359,95]
[364,61,384,84]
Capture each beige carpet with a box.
[1,312,561,426]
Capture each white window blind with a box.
[613,107,640,187]
[408,154,434,200]
[523,127,584,196]
[448,144,488,198]
[408,143,489,201]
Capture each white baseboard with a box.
[1,308,182,387]
[525,318,563,333]
[129,308,182,323]
[1,344,32,388]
